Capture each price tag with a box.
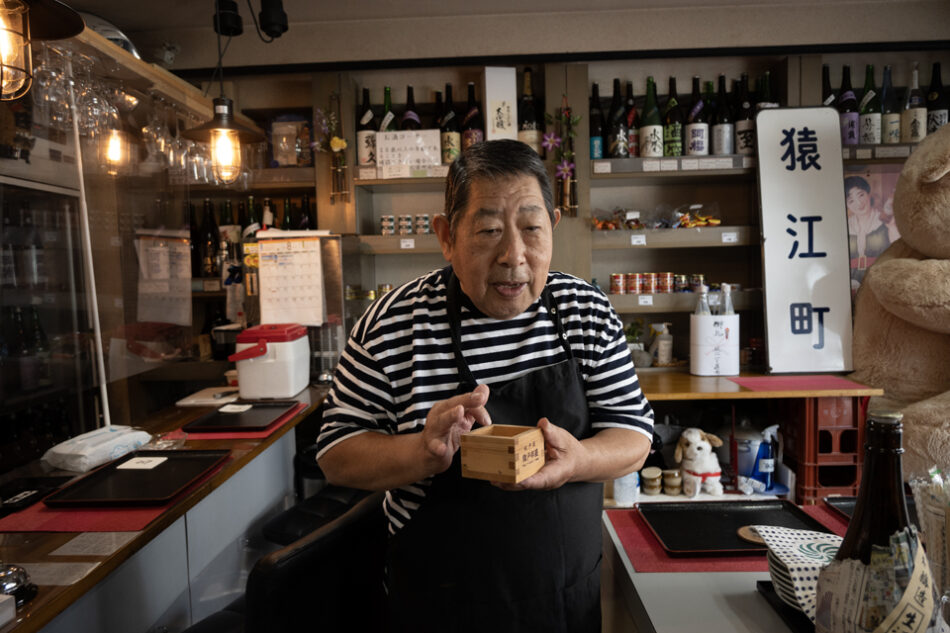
[741,157,756,169]
[855,148,872,160]
[642,160,660,172]
[637,295,653,306]
[680,159,699,171]
[117,457,168,470]
[721,231,738,244]
[875,145,910,159]
[697,158,717,170]
[592,161,612,174]
[630,234,647,246]
[400,238,415,249]
[202,279,221,292]
[659,159,678,171]
[841,148,849,160]
[357,166,377,180]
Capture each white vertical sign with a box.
[757,107,853,373]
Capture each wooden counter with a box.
[638,369,884,401]
[0,386,327,633]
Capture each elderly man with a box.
[317,139,653,633]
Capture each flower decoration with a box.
[556,159,575,181]
[310,107,340,154]
[330,136,347,153]
[542,132,561,153]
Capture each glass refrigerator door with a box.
[0,183,97,474]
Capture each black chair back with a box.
[244,490,388,633]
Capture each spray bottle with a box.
[648,322,673,365]
[751,424,780,490]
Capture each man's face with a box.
[435,174,559,320]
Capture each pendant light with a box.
[0,0,82,101]
[181,2,262,184]
[182,96,261,184]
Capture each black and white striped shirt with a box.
[316,267,654,534]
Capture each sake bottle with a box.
[815,412,939,633]
[734,73,756,156]
[837,65,859,146]
[663,76,684,157]
[440,83,461,164]
[901,62,927,144]
[606,78,629,158]
[638,77,663,158]
[589,82,606,159]
[821,64,836,107]
[926,61,948,134]
[711,74,734,155]
[858,64,882,145]
[356,87,377,166]
[881,66,901,144]
[400,85,422,130]
[461,82,484,150]
[685,76,709,156]
[517,69,542,155]
[625,81,640,157]
[380,86,397,132]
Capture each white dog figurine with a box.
[675,428,724,498]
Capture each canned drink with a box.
[344,285,361,300]
[377,283,393,295]
[609,273,625,294]
[689,273,705,293]
[364,290,377,301]
[674,274,690,292]
[624,273,643,295]
[656,272,674,294]
[381,227,395,236]
[641,272,657,294]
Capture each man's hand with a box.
[495,418,583,491]
[421,384,492,474]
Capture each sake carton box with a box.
[482,66,518,141]
[460,425,545,484]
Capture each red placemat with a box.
[728,375,870,392]
[606,502,849,573]
[163,401,307,441]
[0,458,230,533]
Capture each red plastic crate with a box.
[771,396,868,505]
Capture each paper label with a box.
[722,231,738,243]
[220,403,253,413]
[400,238,415,249]
[117,456,168,470]
[638,295,653,306]
[630,234,647,246]
[592,161,611,174]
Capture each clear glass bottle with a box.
[694,284,711,315]
[720,283,735,315]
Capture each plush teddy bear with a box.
[850,124,950,478]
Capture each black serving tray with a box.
[43,449,230,507]
[182,400,300,433]
[637,500,831,556]
[0,475,74,515]
[756,580,814,633]
[822,495,919,528]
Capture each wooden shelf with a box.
[638,369,883,401]
[841,144,917,163]
[248,167,316,190]
[608,289,761,314]
[353,177,446,193]
[592,225,757,250]
[358,234,442,254]
[591,155,756,184]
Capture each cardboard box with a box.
[482,67,517,141]
[460,425,545,484]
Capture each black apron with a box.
[386,273,604,633]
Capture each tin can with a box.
[641,272,657,295]
[689,273,705,293]
[364,290,377,301]
[377,283,393,296]
[674,274,690,292]
[624,273,643,295]
[344,285,360,300]
[609,273,625,294]
[656,272,674,294]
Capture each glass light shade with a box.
[0,0,31,101]
[211,127,241,183]
[100,128,130,176]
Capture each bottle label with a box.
[882,113,901,144]
[440,110,456,127]
[839,112,859,145]
[638,125,663,157]
[627,128,639,157]
[589,136,604,159]
[927,109,948,134]
[607,131,629,158]
[663,122,683,156]
[901,108,927,143]
[356,130,376,166]
[402,111,421,126]
[839,90,856,104]
[712,123,734,155]
[858,90,876,111]
[517,129,542,154]
[687,99,704,121]
[757,458,775,473]
[441,131,461,163]
[379,111,395,132]
[359,109,374,126]
[461,129,484,151]
[684,123,709,155]
[859,113,881,145]
[262,208,274,228]
[823,94,836,106]
[242,222,261,241]
[735,119,756,155]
